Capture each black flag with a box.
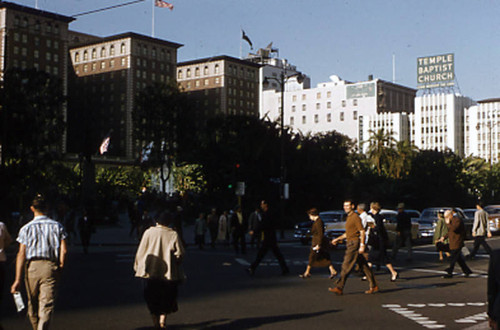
[242,30,253,49]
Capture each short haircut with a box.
[476,201,484,208]
[157,211,173,226]
[344,199,354,206]
[31,194,48,213]
[370,202,381,212]
[307,207,319,216]
[357,203,366,211]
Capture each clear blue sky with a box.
[13,0,500,100]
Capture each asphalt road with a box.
[1,233,498,330]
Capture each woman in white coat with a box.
[134,211,185,329]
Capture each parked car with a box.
[418,207,473,239]
[381,209,420,244]
[463,208,476,220]
[294,210,346,245]
[484,205,500,234]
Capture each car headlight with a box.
[432,222,437,227]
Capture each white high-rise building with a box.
[464,99,500,163]
[361,112,413,153]
[261,74,416,149]
[414,93,475,156]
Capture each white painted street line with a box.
[448,303,466,307]
[235,258,250,266]
[467,303,486,306]
[407,304,426,308]
[427,303,446,307]
[455,312,488,324]
[382,304,401,308]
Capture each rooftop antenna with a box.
[392,53,396,83]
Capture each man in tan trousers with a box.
[11,195,67,330]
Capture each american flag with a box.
[155,0,174,10]
[99,136,110,155]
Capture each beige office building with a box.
[68,32,182,160]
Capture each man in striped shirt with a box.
[11,195,67,330]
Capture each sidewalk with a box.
[85,212,297,247]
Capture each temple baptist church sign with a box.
[417,53,455,89]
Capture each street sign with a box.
[235,181,245,196]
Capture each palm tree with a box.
[365,128,396,175]
[390,140,419,179]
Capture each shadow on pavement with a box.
[157,309,339,329]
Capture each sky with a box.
[12,0,500,101]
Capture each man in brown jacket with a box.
[328,200,378,295]
[439,210,472,278]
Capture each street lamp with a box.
[263,70,304,237]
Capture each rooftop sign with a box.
[417,53,455,89]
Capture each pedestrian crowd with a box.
[0,193,499,330]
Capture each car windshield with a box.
[485,207,500,214]
[320,212,344,223]
[421,209,441,219]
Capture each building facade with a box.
[67,32,182,160]
[414,93,475,156]
[176,55,260,118]
[360,112,413,153]
[465,99,500,163]
[262,74,416,149]
[0,1,74,158]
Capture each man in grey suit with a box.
[470,201,492,259]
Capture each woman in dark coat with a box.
[299,208,337,279]
[368,202,398,281]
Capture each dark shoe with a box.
[328,287,343,295]
[246,267,254,276]
[299,273,311,279]
[464,271,473,278]
[442,273,453,278]
[281,269,290,276]
[390,272,399,282]
[365,286,379,294]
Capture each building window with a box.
[34,20,40,31]
[186,69,191,78]
[152,47,157,58]
[75,52,80,62]
[195,80,200,87]
[302,104,306,111]
[100,47,106,57]
[292,105,296,112]
[215,77,220,84]
[316,103,320,110]
[342,100,346,107]
[92,49,97,59]
[121,58,126,66]
[353,99,358,106]
[314,114,319,123]
[110,59,115,68]
[83,51,88,61]
[101,62,106,69]
[120,43,126,54]
[177,70,183,79]
[302,94,306,100]
[34,50,39,58]
[204,66,209,75]
[327,91,332,98]
[91,63,96,71]
[316,92,321,99]
[292,95,297,102]
[290,117,294,125]
[110,45,115,56]
[353,111,358,120]
[327,101,331,109]
[340,112,344,121]
[46,23,52,33]
[215,64,220,74]
[327,113,332,122]
[204,79,209,86]
[195,67,200,76]
[302,116,306,124]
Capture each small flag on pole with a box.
[242,30,253,49]
[99,136,110,155]
[155,0,173,10]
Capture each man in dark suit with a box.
[247,200,289,276]
[488,250,500,329]
[440,210,472,278]
[230,206,247,254]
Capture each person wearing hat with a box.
[391,202,413,261]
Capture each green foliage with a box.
[95,166,151,201]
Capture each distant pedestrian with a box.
[247,200,289,276]
[217,211,229,245]
[207,208,218,249]
[391,202,413,261]
[0,219,12,323]
[440,210,472,278]
[329,200,378,295]
[299,208,337,279]
[368,202,398,282]
[11,194,68,330]
[488,250,500,330]
[173,206,185,246]
[134,211,185,329]
[230,206,247,255]
[194,213,207,250]
[433,210,451,261]
[470,201,493,259]
[247,206,261,249]
[139,210,154,240]
[78,209,94,254]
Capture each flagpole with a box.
[152,0,155,37]
[239,29,242,59]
